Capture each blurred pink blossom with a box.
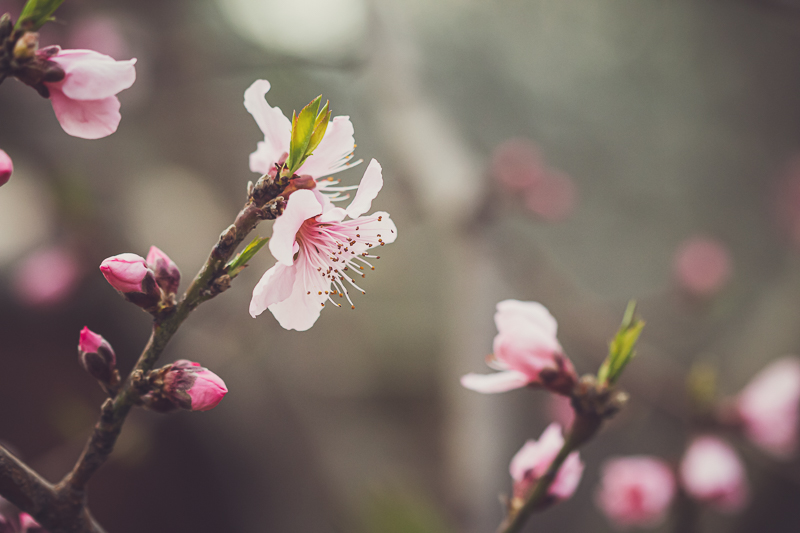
[164,360,228,412]
[491,139,546,191]
[99,253,151,294]
[13,246,80,307]
[42,48,136,139]
[524,170,578,222]
[510,423,584,504]
[547,393,575,430]
[250,159,397,331]
[680,436,749,513]
[0,149,12,187]
[735,357,800,459]
[244,79,359,203]
[595,456,676,530]
[461,300,577,395]
[67,16,129,59]
[672,236,732,297]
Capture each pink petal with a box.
[51,50,136,100]
[267,256,329,331]
[49,89,121,139]
[268,190,323,266]
[317,206,348,224]
[298,115,357,178]
[595,456,676,528]
[249,262,297,317]
[495,300,558,338]
[188,368,228,411]
[509,424,565,481]
[346,159,384,219]
[460,370,530,393]
[680,436,749,513]
[244,80,291,173]
[549,451,585,501]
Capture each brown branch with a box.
[0,174,287,532]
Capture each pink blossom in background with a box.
[735,357,800,459]
[67,16,129,59]
[250,159,397,331]
[547,393,575,430]
[595,456,676,530]
[460,300,577,395]
[510,423,584,504]
[491,138,546,191]
[0,149,12,187]
[13,246,81,307]
[99,253,150,293]
[244,79,360,203]
[524,170,578,223]
[672,236,732,298]
[680,436,749,513]
[164,360,228,412]
[42,48,136,139]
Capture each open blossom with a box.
[510,423,584,506]
[42,48,136,139]
[680,436,749,513]
[734,357,800,458]
[595,456,676,530]
[0,149,12,186]
[460,300,577,395]
[244,79,359,201]
[250,159,396,331]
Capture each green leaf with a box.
[226,236,269,278]
[15,0,65,30]
[597,300,644,387]
[304,101,330,160]
[286,95,322,174]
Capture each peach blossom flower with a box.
[672,236,732,298]
[461,300,577,394]
[13,246,81,307]
[249,159,396,331]
[595,456,676,529]
[680,436,748,513]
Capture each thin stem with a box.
[495,414,602,533]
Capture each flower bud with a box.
[78,327,116,384]
[146,246,180,296]
[680,436,749,513]
[19,513,46,533]
[99,253,162,310]
[0,150,12,187]
[142,360,228,412]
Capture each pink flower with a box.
[42,48,136,139]
[595,456,676,529]
[510,423,584,505]
[460,300,577,394]
[78,327,116,384]
[249,159,397,331]
[146,245,180,296]
[524,170,578,223]
[99,253,151,293]
[164,360,228,412]
[13,246,81,307]
[244,79,359,202]
[680,436,749,513]
[0,149,12,187]
[547,393,575,431]
[491,139,546,191]
[734,357,800,459]
[672,236,732,298]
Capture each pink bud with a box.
[680,436,749,513]
[19,513,46,533]
[735,357,800,459]
[78,327,116,384]
[164,360,228,412]
[99,253,151,293]
[510,423,584,506]
[146,246,180,295]
[595,456,676,529]
[673,236,732,298]
[0,149,12,187]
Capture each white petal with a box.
[49,90,121,139]
[268,255,329,331]
[298,115,356,178]
[249,263,296,317]
[244,80,291,172]
[346,159,383,219]
[268,190,322,266]
[53,51,136,100]
[460,371,529,393]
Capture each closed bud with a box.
[99,253,162,310]
[78,327,116,384]
[142,360,228,413]
[146,246,180,296]
[0,150,12,187]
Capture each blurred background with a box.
[3,0,800,531]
